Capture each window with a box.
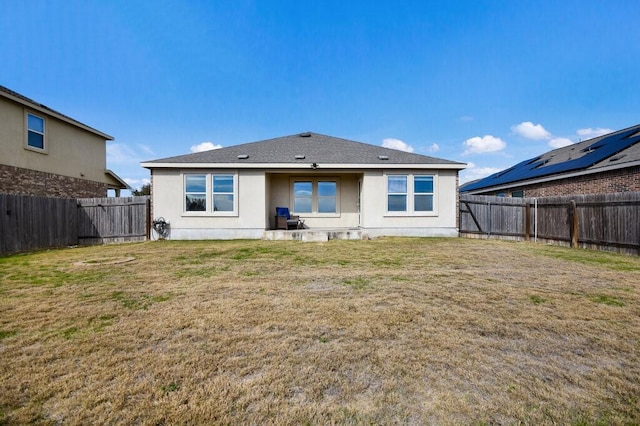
[212,175,234,212]
[291,179,339,215]
[27,113,45,150]
[183,172,238,215]
[185,175,206,211]
[386,174,436,214]
[293,181,313,213]
[387,175,407,212]
[414,176,434,211]
[317,181,337,213]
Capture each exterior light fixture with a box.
[311,163,318,169]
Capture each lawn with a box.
[1,238,639,424]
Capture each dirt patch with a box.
[73,257,136,266]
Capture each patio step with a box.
[263,229,365,242]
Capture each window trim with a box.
[212,173,236,213]
[184,174,207,212]
[290,177,340,217]
[25,111,47,153]
[384,172,438,216]
[182,171,238,217]
[413,175,434,212]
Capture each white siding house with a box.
[142,132,466,239]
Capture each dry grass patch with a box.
[1,238,639,424]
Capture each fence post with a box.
[146,197,151,240]
[569,200,579,248]
[524,203,531,241]
[487,201,491,238]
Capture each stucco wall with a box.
[151,169,267,239]
[0,96,110,184]
[150,167,460,239]
[360,169,459,236]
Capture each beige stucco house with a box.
[142,132,466,239]
[0,85,129,198]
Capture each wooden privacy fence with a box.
[459,193,640,255]
[0,194,150,255]
[77,197,150,245]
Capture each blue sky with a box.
[2,1,639,191]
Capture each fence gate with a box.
[77,196,150,245]
[459,195,528,239]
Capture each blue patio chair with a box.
[275,207,303,230]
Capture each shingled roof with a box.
[461,123,640,193]
[143,132,465,169]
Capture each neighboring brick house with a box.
[0,85,129,198]
[461,124,640,197]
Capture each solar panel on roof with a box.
[463,128,640,192]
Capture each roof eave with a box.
[105,169,131,190]
[0,89,114,140]
[141,162,467,170]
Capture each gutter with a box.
[140,162,467,170]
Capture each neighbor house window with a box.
[27,113,45,150]
[212,174,234,212]
[291,178,340,215]
[387,175,407,212]
[386,174,436,214]
[185,174,206,211]
[414,176,434,212]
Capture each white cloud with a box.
[459,162,503,184]
[548,137,574,148]
[190,141,222,153]
[511,121,551,140]
[462,135,506,155]
[107,143,141,165]
[382,138,414,153]
[427,143,440,153]
[576,127,613,139]
[460,115,474,122]
[124,177,151,187]
[137,144,155,156]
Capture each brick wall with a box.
[0,163,107,198]
[477,166,640,198]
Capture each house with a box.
[0,85,129,198]
[461,124,640,197]
[141,132,466,239]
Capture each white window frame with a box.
[413,175,435,212]
[384,173,438,216]
[290,177,340,217]
[25,112,47,153]
[184,174,207,212]
[182,171,238,217]
[212,174,236,213]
